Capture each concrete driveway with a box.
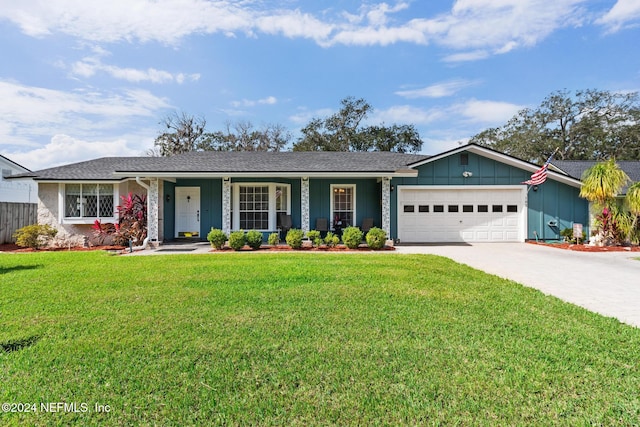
[396,243,640,329]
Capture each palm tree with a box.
[579,159,630,208]
[579,159,630,245]
[625,182,640,244]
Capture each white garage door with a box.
[397,186,526,243]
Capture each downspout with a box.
[134,176,151,250]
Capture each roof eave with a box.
[113,170,418,178]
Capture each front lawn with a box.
[1,252,639,425]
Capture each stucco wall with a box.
[37,180,152,247]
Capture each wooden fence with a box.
[0,202,38,244]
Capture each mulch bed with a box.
[0,244,125,253]
[528,241,640,252]
[211,244,395,252]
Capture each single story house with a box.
[14,143,600,246]
[1,154,37,203]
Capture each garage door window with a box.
[507,205,518,212]
[492,205,503,213]
[434,205,444,213]
[463,205,473,212]
[478,205,488,212]
[403,205,415,213]
[419,205,429,212]
[448,205,459,212]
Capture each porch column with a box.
[301,177,310,232]
[222,177,231,235]
[382,177,391,237]
[149,178,159,242]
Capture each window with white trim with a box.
[233,183,291,231]
[331,185,355,227]
[64,183,114,218]
[239,185,269,230]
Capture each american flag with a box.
[522,152,555,186]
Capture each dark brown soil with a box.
[0,244,125,253]
[527,241,640,252]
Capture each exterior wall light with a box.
[462,171,473,178]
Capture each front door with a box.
[175,187,200,238]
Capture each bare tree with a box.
[154,112,207,156]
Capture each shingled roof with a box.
[553,160,640,193]
[17,151,431,181]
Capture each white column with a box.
[222,177,231,234]
[149,178,159,242]
[301,177,310,232]
[382,177,391,237]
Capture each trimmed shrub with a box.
[13,224,58,249]
[285,228,304,249]
[246,230,263,250]
[365,227,387,250]
[342,226,363,249]
[228,230,246,251]
[267,233,280,246]
[207,228,227,250]
[306,230,321,246]
[324,231,340,247]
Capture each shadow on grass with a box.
[0,264,42,275]
[1,336,41,353]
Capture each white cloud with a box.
[0,80,170,163]
[0,0,589,60]
[442,50,491,63]
[396,79,480,98]
[230,96,278,108]
[69,50,200,84]
[371,105,446,125]
[6,135,143,171]
[597,0,640,32]
[451,99,523,124]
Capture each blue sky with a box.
[1,0,639,170]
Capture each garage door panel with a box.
[398,187,524,243]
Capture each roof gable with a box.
[410,144,583,188]
[0,154,31,173]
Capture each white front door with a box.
[175,187,201,238]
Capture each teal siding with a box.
[309,178,381,230]
[527,180,588,240]
[390,152,589,241]
[168,178,222,240]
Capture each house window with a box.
[331,185,355,227]
[233,183,291,231]
[64,183,114,218]
[460,153,469,166]
[239,186,269,230]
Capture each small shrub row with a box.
[207,228,266,251]
[207,226,390,251]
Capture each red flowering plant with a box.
[92,193,147,246]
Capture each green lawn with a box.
[1,252,639,426]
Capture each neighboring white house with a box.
[0,154,37,203]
